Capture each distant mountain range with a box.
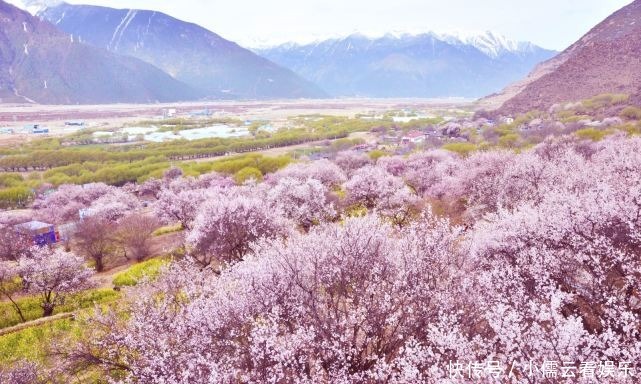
[0,0,199,104]
[2,0,571,104]
[488,0,641,114]
[39,2,327,99]
[256,32,556,98]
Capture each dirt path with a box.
[89,230,184,289]
[91,263,134,289]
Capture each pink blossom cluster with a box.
[266,159,346,188]
[0,246,94,318]
[18,134,641,382]
[33,182,140,223]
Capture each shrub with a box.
[0,174,23,188]
[234,167,263,184]
[498,133,520,148]
[582,93,629,110]
[182,155,292,178]
[620,106,641,120]
[0,187,33,209]
[152,223,183,237]
[559,114,592,124]
[441,142,477,156]
[575,128,612,141]
[367,150,389,161]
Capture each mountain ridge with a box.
[40,2,328,99]
[0,0,201,104]
[255,30,547,58]
[488,0,641,114]
[257,33,556,98]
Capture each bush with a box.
[0,174,23,188]
[152,223,183,236]
[234,167,263,184]
[0,186,33,209]
[330,138,366,152]
[582,93,629,110]
[559,114,592,124]
[344,204,368,218]
[181,155,292,178]
[442,142,477,156]
[112,257,170,288]
[621,123,641,136]
[368,150,389,161]
[620,106,641,120]
[498,133,520,148]
[575,128,612,141]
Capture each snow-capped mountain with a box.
[257,32,556,98]
[437,31,538,58]
[37,2,327,99]
[4,0,59,15]
[254,30,540,58]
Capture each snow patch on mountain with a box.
[5,0,62,15]
[441,31,536,58]
[109,9,138,51]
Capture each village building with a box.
[499,116,515,125]
[64,121,85,126]
[24,124,49,134]
[14,220,60,246]
[162,108,177,118]
[402,130,426,144]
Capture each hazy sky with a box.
[14,0,633,50]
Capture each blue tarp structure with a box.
[15,221,58,246]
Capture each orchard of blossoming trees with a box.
[2,133,641,383]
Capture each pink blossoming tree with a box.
[186,195,290,267]
[266,177,337,230]
[19,247,94,317]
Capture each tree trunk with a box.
[42,303,54,317]
[3,293,26,322]
[94,255,104,272]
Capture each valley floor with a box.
[0,98,472,145]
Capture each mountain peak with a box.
[261,30,544,59]
[407,30,539,58]
[257,32,555,98]
[5,0,62,15]
[40,2,327,99]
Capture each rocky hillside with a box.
[0,1,200,104]
[256,32,556,98]
[40,3,327,99]
[490,0,641,114]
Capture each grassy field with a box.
[0,289,120,330]
[112,257,170,288]
[0,317,78,364]
[0,257,169,369]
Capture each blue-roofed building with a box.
[14,221,59,246]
